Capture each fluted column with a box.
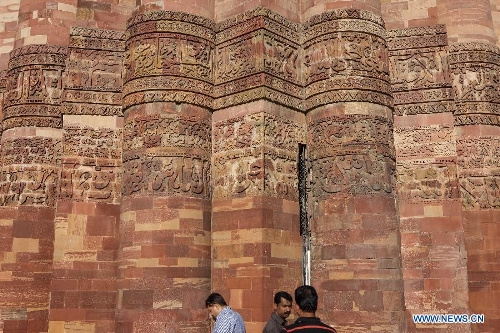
[388,25,471,333]
[303,9,406,332]
[50,28,126,333]
[449,43,500,333]
[211,7,304,332]
[0,1,76,331]
[436,1,500,332]
[116,8,214,333]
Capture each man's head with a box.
[273,291,292,320]
[294,285,318,315]
[205,293,227,320]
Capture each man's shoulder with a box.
[217,307,245,325]
[262,318,273,331]
[215,307,246,333]
[262,315,281,333]
[283,318,336,333]
[224,307,243,318]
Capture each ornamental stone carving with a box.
[214,8,302,111]
[123,11,215,110]
[64,27,125,117]
[122,155,210,198]
[0,136,62,206]
[212,112,303,200]
[3,8,500,205]
[303,10,390,111]
[2,10,500,123]
[457,136,500,210]
[388,25,454,116]
[122,109,211,199]
[449,43,500,126]
[60,126,122,203]
[308,115,395,199]
[4,45,66,129]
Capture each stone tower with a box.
[0,1,499,333]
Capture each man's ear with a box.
[273,302,278,311]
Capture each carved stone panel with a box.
[0,166,59,206]
[394,125,456,159]
[310,151,394,197]
[60,126,122,203]
[66,50,123,92]
[122,111,211,199]
[123,113,211,155]
[0,70,7,91]
[69,27,126,52]
[308,115,395,199]
[212,112,303,200]
[303,10,391,110]
[1,137,62,165]
[122,155,210,198]
[394,123,459,203]
[449,43,500,102]
[64,27,125,117]
[59,164,121,202]
[449,43,500,126]
[0,137,61,206]
[212,148,297,200]
[457,137,500,209]
[4,45,66,129]
[214,8,302,111]
[460,174,500,210]
[213,113,264,153]
[397,161,459,201]
[123,11,215,110]
[388,25,454,116]
[309,114,393,147]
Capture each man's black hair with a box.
[205,293,227,307]
[295,285,318,313]
[274,291,293,305]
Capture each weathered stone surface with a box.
[0,2,499,333]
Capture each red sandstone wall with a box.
[492,0,500,47]
[116,5,214,331]
[382,0,497,44]
[132,0,215,21]
[302,0,381,20]
[450,43,500,332]
[15,0,76,47]
[215,0,300,22]
[0,0,19,71]
[0,1,500,333]
[75,0,133,31]
[381,0,438,30]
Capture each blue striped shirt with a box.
[213,306,246,333]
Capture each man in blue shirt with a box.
[206,293,246,333]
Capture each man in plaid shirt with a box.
[206,293,246,333]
